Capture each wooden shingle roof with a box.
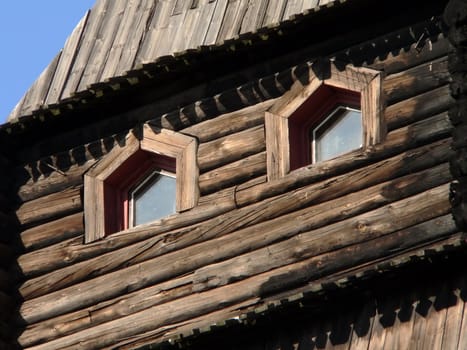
[7,0,341,122]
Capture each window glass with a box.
[129,170,176,226]
[312,107,362,163]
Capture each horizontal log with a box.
[370,36,451,74]
[19,274,193,347]
[235,112,452,207]
[20,163,451,345]
[198,125,265,172]
[385,85,453,130]
[23,212,458,350]
[19,199,238,292]
[383,56,450,104]
[192,184,452,291]
[19,212,83,252]
[15,186,82,227]
[199,152,266,194]
[20,149,451,321]
[181,99,274,142]
[15,159,95,203]
[19,137,451,300]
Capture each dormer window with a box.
[84,125,198,243]
[265,63,384,180]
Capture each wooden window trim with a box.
[265,64,384,181]
[84,125,198,243]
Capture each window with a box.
[312,106,362,163]
[129,168,176,227]
[84,125,198,243]
[265,63,384,180]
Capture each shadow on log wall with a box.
[164,252,467,350]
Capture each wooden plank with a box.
[170,0,204,53]
[17,52,61,117]
[134,0,173,64]
[60,0,112,98]
[239,0,269,34]
[265,111,289,180]
[419,301,447,349]
[440,286,464,350]
[198,125,265,172]
[16,187,82,227]
[215,0,249,43]
[385,85,453,131]
[368,303,387,349]
[45,11,90,104]
[20,213,83,252]
[188,0,222,48]
[76,1,127,91]
[302,0,319,11]
[262,0,287,26]
[349,301,375,350]
[283,0,304,20]
[457,292,467,350]
[383,56,450,104]
[156,1,191,56]
[203,0,229,45]
[104,0,158,81]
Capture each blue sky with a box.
[0,1,96,124]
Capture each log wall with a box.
[0,152,20,349]
[10,34,463,349]
[164,255,467,350]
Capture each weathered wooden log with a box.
[22,211,457,350]
[19,274,193,347]
[20,164,454,346]
[369,36,451,75]
[383,56,450,104]
[236,135,451,208]
[19,139,451,297]
[235,111,451,207]
[20,212,83,252]
[15,159,95,203]
[199,152,266,194]
[19,172,451,324]
[15,186,82,227]
[192,184,452,291]
[181,99,274,142]
[198,125,265,172]
[385,84,453,130]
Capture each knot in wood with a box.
[356,221,368,232]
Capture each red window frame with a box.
[103,150,176,234]
[288,85,361,171]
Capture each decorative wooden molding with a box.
[84,126,198,243]
[266,63,384,180]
